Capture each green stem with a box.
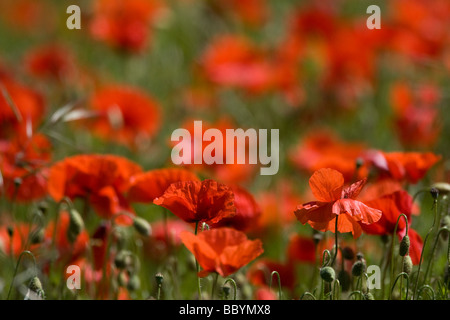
[390,272,409,300]
[194,221,202,300]
[6,250,38,300]
[423,227,449,285]
[389,214,409,297]
[223,278,237,300]
[269,271,282,300]
[330,215,339,266]
[211,272,218,300]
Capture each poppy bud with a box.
[355,157,364,169]
[31,228,45,244]
[430,187,439,200]
[29,276,45,298]
[320,266,335,283]
[363,292,375,300]
[341,246,355,260]
[313,232,323,245]
[67,209,84,243]
[222,285,231,299]
[441,215,450,230]
[114,250,132,269]
[127,274,141,291]
[402,255,413,275]
[155,273,164,286]
[133,217,151,237]
[37,201,49,215]
[399,235,410,257]
[431,183,450,196]
[352,260,366,277]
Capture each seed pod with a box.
[133,217,151,237]
[430,187,439,200]
[155,273,164,286]
[402,255,413,275]
[399,235,410,257]
[67,209,84,243]
[351,260,366,277]
[320,266,335,283]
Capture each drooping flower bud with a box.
[67,209,84,243]
[399,235,410,257]
[352,260,366,277]
[114,250,132,269]
[320,266,335,283]
[28,276,45,298]
[133,217,151,237]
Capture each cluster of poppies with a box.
[0,0,449,300]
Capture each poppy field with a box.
[1,0,450,302]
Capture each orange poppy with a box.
[88,85,161,148]
[294,168,382,238]
[364,150,442,184]
[180,227,263,277]
[47,154,142,222]
[210,185,261,232]
[0,78,45,140]
[0,133,52,202]
[127,168,200,203]
[24,44,76,82]
[153,179,236,225]
[289,129,368,182]
[89,0,164,52]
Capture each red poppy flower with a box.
[47,154,142,222]
[0,133,52,202]
[0,78,45,139]
[247,258,296,290]
[88,85,161,148]
[153,179,236,225]
[290,130,368,182]
[200,35,274,94]
[127,168,200,203]
[364,150,442,184]
[44,211,89,264]
[213,0,268,27]
[390,82,441,148]
[287,234,316,264]
[89,0,164,52]
[180,227,263,277]
[294,168,382,238]
[254,286,277,300]
[210,185,261,232]
[0,224,33,257]
[24,44,76,82]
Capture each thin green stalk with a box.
[223,278,237,300]
[390,272,409,300]
[6,250,38,300]
[269,271,282,300]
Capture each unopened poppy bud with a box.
[355,157,364,169]
[341,246,355,260]
[133,217,151,237]
[352,260,366,277]
[67,209,84,243]
[155,273,164,286]
[114,250,131,269]
[37,201,49,215]
[363,292,375,300]
[31,228,45,244]
[127,274,141,291]
[442,216,450,230]
[29,276,45,298]
[431,183,450,196]
[356,252,364,261]
[402,255,413,275]
[320,266,335,283]
[430,187,439,200]
[313,232,323,245]
[399,235,410,257]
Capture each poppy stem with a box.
[330,215,339,266]
[388,213,408,298]
[269,271,282,300]
[422,227,449,286]
[6,250,38,300]
[194,221,203,300]
[211,272,218,300]
[223,278,237,300]
[413,198,439,300]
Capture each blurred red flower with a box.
[247,258,296,291]
[0,133,51,202]
[364,150,442,184]
[127,168,200,203]
[153,179,236,225]
[88,85,161,148]
[180,227,263,277]
[287,234,316,264]
[294,168,382,238]
[290,130,367,182]
[89,0,164,52]
[24,44,77,83]
[47,154,142,223]
[0,78,45,140]
[210,185,261,232]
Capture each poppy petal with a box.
[309,168,344,202]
